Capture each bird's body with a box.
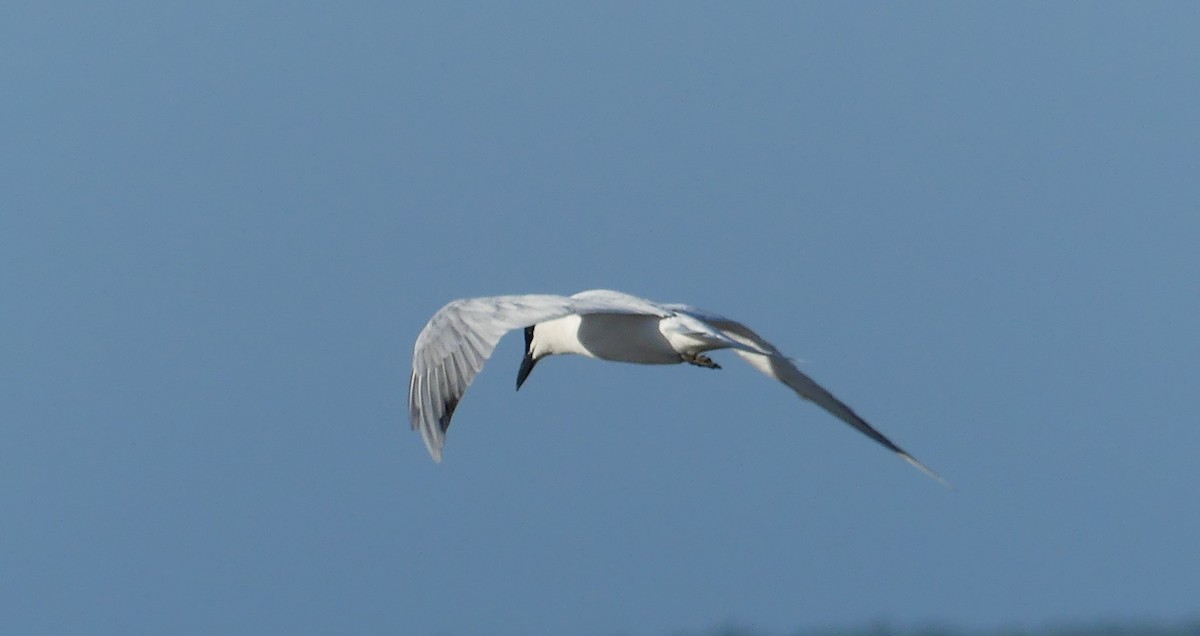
[528,312,739,364]
[408,289,946,485]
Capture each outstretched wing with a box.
[664,304,948,486]
[410,292,671,461]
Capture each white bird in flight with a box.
[408,289,946,484]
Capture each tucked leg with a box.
[681,352,721,369]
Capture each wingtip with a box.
[419,425,446,463]
[899,453,953,490]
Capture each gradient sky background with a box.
[3,3,1199,635]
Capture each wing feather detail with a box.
[664,304,947,486]
[410,292,671,461]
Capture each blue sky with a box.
[3,3,1198,635]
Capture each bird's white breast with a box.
[533,313,682,364]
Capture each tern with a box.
[408,289,945,484]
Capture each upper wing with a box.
[410,292,671,461]
[664,304,948,486]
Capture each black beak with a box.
[516,353,538,391]
[516,325,538,391]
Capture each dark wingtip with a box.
[439,397,459,432]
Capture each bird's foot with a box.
[682,353,720,369]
